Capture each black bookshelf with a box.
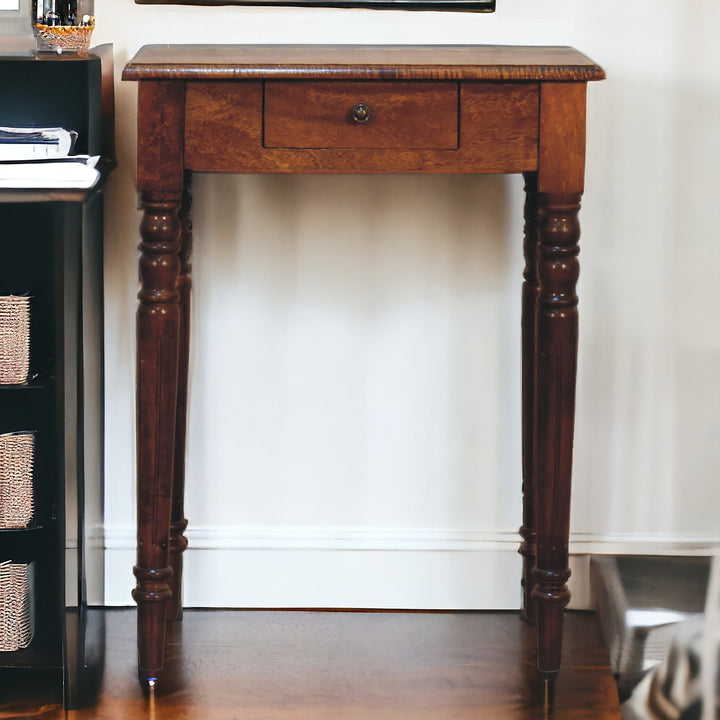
[0,45,114,708]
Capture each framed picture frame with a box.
[134,0,495,11]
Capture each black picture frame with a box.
[134,0,495,11]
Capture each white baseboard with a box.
[102,525,720,610]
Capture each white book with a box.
[0,127,78,161]
[0,156,101,189]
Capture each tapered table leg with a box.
[519,171,539,625]
[133,192,182,674]
[168,171,192,622]
[531,191,581,675]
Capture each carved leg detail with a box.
[531,191,581,676]
[133,192,182,673]
[168,171,193,622]
[519,171,539,625]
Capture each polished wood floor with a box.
[1,609,620,719]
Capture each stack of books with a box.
[0,127,101,189]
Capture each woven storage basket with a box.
[0,295,30,385]
[0,432,35,529]
[0,560,34,652]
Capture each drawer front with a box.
[263,81,459,150]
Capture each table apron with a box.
[183,80,540,175]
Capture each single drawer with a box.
[263,81,459,150]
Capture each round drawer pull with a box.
[350,103,371,124]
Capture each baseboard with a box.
[102,526,720,609]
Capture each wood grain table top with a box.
[122,44,606,81]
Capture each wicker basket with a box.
[0,432,35,529]
[0,295,30,385]
[33,19,95,55]
[0,560,34,652]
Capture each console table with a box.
[122,44,604,681]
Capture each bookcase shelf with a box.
[0,45,114,707]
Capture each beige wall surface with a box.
[85,0,720,607]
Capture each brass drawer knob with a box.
[350,103,371,124]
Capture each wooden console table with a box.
[122,44,604,681]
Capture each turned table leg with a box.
[133,192,182,674]
[519,171,539,625]
[168,171,193,622]
[530,81,588,675]
[132,79,186,677]
[531,191,581,675]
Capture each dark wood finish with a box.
[0,609,621,719]
[519,171,539,625]
[537,83,588,193]
[132,80,186,673]
[530,82,587,674]
[531,190,581,675]
[264,81,459,149]
[168,171,193,622]
[185,80,538,173]
[122,44,605,82]
[122,44,604,679]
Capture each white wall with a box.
[94,0,720,608]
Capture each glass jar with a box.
[32,0,94,54]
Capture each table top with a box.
[122,44,605,82]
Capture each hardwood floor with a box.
[1,610,620,719]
